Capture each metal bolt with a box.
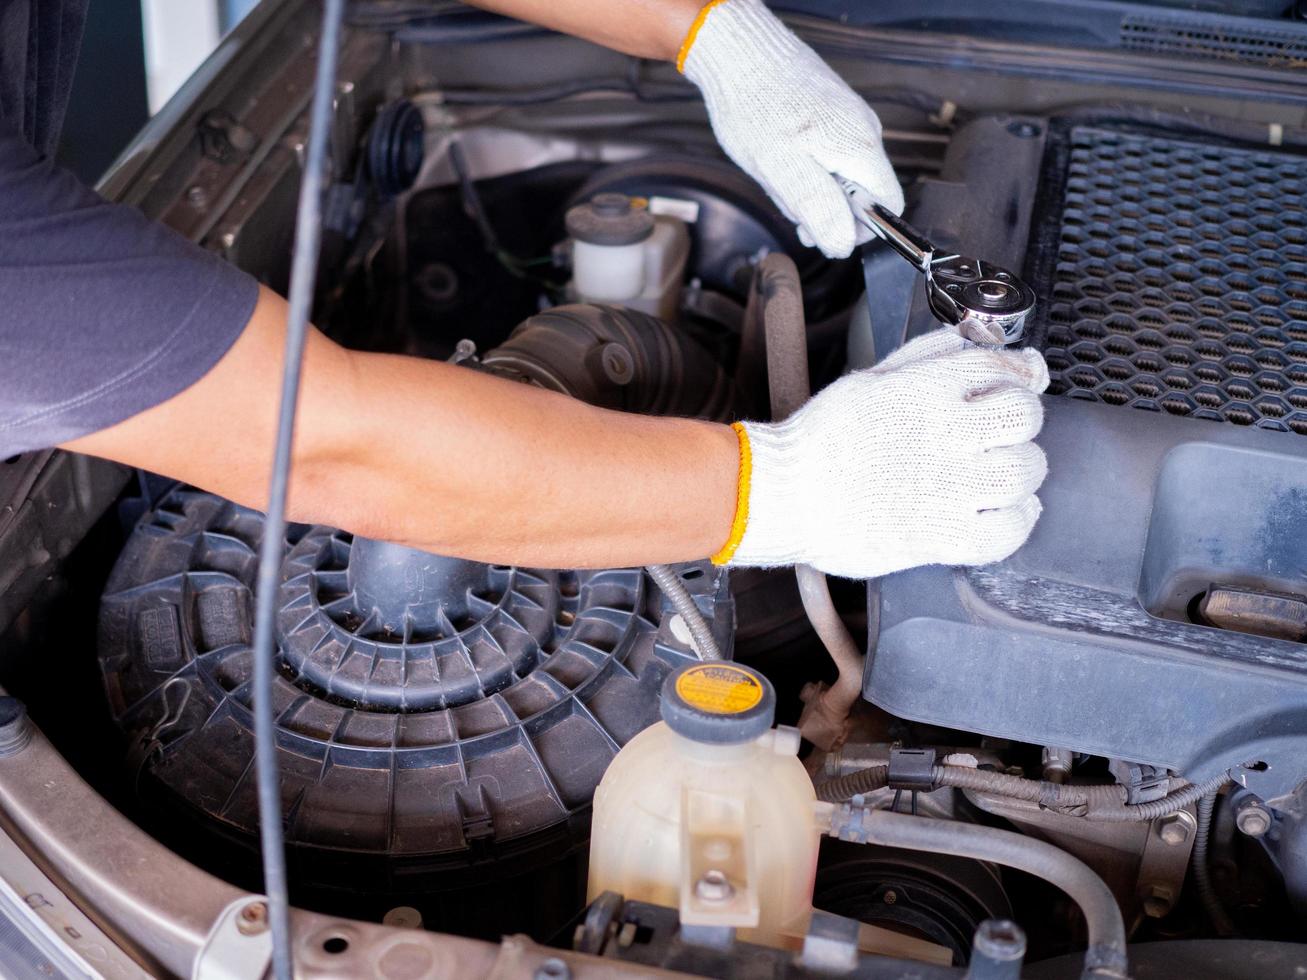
[1236,802,1273,838]
[883,890,898,905]
[218,231,236,250]
[533,957,571,980]
[1140,885,1173,919]
[1041,746,1073,784]
[694,869,734,903]
[236,901,269,935]
[973,918,1026,963]
[187,185,208,209]
[382,906,423,929]
[1157,811,1195,846]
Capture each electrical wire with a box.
[646,564,722,660]
[816,762,1232,823]
[249,1,345,976]
[1194,790,1237,936]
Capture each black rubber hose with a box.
[845,810,1128,979]
[248,1,344,977]
[1194,791,1237,937]
[817,763,1231,823]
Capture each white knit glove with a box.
[680,0,903,258]
[718,331,1050,579]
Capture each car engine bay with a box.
[2,2,1307,977]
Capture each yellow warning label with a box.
[674,664,763,715]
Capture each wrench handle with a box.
[838,177,935,271]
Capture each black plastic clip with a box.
[887,747,937,792]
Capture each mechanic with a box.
[0,0,1048,579]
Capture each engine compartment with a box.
[3,3,1307,975]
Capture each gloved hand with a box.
[679,0,903,259]
[712,331,1050,579]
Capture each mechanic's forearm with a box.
[465,0,702,61]
[63,286,739,568]
[336,348,738,566]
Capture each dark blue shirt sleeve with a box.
[0,115,259,457]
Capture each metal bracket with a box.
[193,898,273,980]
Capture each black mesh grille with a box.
[1035,126,1307,433]
[1120,14,1307,69]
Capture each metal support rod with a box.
[249,2,345,978]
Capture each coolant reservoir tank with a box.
[587,663,823,949]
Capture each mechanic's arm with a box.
[64,287,1048,575]
[466,0,903,258]
[64,285,737,569]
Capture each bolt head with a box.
[1160,823,1188,845]
[236,901,269,935]
[1157,812,1194,846]
[1141,895,1170,918]
[1237,804,1273,838]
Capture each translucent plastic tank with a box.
[587,663,823,949]
[566,193,690,321]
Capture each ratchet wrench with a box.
[839,178,1035,345]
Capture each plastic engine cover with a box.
[867,395,1307,800]
[862,117,1307,801]
[98,488,731,881]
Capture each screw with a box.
[236,901,269,935]
[883,890,898,905]
[1236,802,1273,838]
[218,231,236,250]
[187,185,208,209]
[695,869,734,903]
[1157,811,1195,846]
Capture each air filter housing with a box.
[1032,125,1307,432]
[98,488,731,887]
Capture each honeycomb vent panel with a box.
[1037,126,1307,434]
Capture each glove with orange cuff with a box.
[711,330,1051,579]
[678,0,903,258]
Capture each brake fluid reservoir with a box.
[567,193,689,320]
[587,663,822,949]
[567,193,654,302]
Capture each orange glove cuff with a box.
[710,421,752,565]
[676,0,729,73]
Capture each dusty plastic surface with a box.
[98,488,733,884]
[587,721,821,949]
[863,117,1307,801]
[866,396,1307,800]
